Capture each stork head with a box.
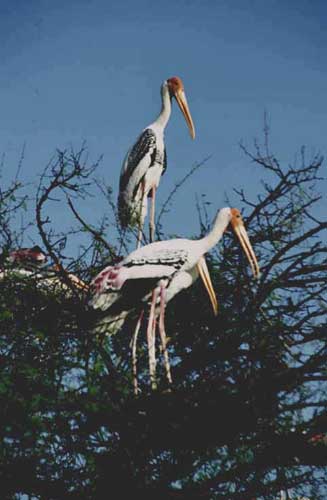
[213,208,260,279]
[167,76,195,139]
[229,208,260,279]
[197,207,259,318]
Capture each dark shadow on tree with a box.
[0,127,326,499]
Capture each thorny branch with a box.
[67,196,118,262]
[0,129,326,499]
[35,147,99,295]
[156,156,211,237]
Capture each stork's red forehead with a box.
[231,208,241,218]
[167,76,184,89]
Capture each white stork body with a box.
[119,126,166,244]
[90,207,260,391]
[90,207,260,314]
[90,237,206,310]
[118,77,195,247]
[90,208,259,311]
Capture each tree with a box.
[0,127,326,499]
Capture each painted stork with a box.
[89,207,260,391]
[1,245,47,267]
[118,76,195,247]
[0,246,47,278]
[0,247,88,294]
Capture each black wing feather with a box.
[119,129,157,193]
[162,148,167,175]
[125,249,188,270]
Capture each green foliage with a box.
[0,139,326,499]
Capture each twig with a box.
[67,196,117,261]
[156,156,211,236]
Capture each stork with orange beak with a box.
[118,76,195,247]
[90,208,260,390]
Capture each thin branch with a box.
[67,196,118,262]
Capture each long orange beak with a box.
[69,274,89,291]
[197,256,218,315]
[231,214,260,279]
[174,89,195,139]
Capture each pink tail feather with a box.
[89,265,128,310]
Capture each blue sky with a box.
[1,0,326,255]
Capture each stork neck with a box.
[155,84,172,129]
[200,211,229,254]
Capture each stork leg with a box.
[131,309,144,396]
[146,287,159,390]
[158,281,172,385]
[137,224,143,249]
[149,186,156,243]
[137,181,146,249]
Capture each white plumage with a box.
[90,207,259,314]
[89,207,260,391]
[118,76,195,247]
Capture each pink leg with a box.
[137,181,146,249]
[149,186,156,243]
[146,287,159,390]
[131,309,144,396]
[158,282,173,385]
[152,316,157,361]
[137,225,143,249]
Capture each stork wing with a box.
[118,128,158,228]
[90,246,189,312]
[119,128,157,195]
[162,147,167,176]
[125,247,189,271]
